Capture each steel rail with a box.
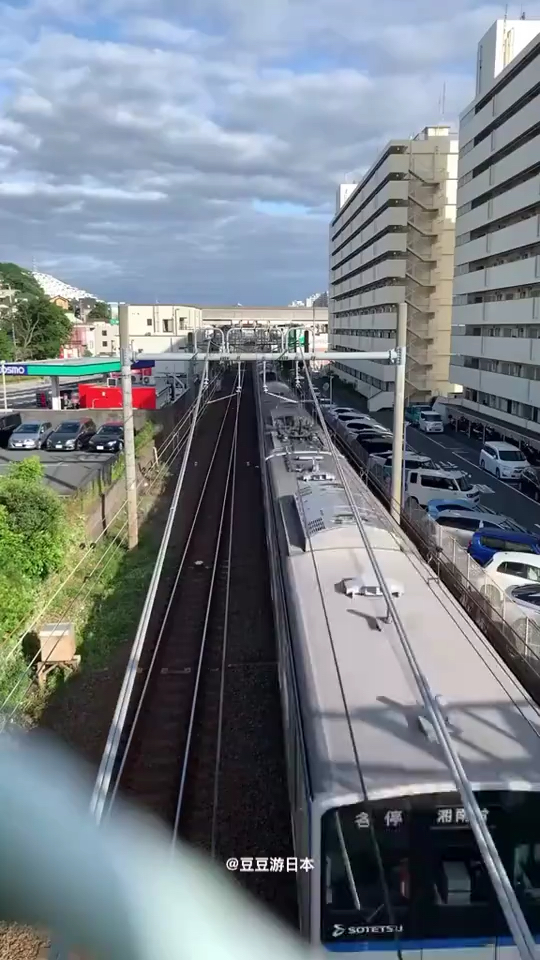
[302,357,538,960]
[171,372,241,847]
[105,372,239,812]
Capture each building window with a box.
[163,319,173,333]
[147,318,152,327]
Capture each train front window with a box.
[321,793,540,944]
[514,844,540,902]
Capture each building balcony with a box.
[454,256,540,297]
[450,359,532,405]
[453,296,540,327]
[454,216,540,268]
[457,176,540,235]
[452,334,540,365]
[459,96,540,179]
[331,208,408,265]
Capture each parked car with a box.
[520,465,540,501]
[467,528,540,567]
[479,441,528,480]
[373,452,433,470]
[404,468,480,508]
[356,436,394,456]
[425,509,522,550]
[426,498,496,520]
[87,422,124,453]
[0,411,22,447]
[8,421,53,450]
[503,583,540,657]
[46,418,97,451]
[476,552,540,593]
[471,552,540,625]
[328,407,357,417]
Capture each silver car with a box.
[8,421,53,450]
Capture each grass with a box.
[0,460,170,722]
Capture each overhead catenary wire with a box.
[0,371,223,670]
[0,381,226,718]
[89,349,215,824]
[300,356,538,960]
[104,366,241,816]
[283,381,403,956]
[0,377,226,726]
[172,370,242,847]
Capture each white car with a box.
[405,468,480,508]
[502,583,540,657]
[472,551,540,611]
[418,410,444,434]
[479,441,528,480]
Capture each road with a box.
[317,376,540,533]
[1,375,105,410]
[0,448,117,496]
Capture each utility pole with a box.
[390,303,407,524]
[119,309,138,549]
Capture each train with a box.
[254,371,540,958]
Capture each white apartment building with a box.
[451,18,540,437]
[329,126,459,411]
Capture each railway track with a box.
[111,375,240,825]
[104,367,295,923]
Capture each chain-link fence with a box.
[326,415,540,701]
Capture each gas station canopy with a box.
[1,358,154,377]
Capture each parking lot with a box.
[0,448,117,495]
[319,376,540,533]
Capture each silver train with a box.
[254,373,540,959]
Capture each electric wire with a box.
[301,357,537,960]
[101,365,239,817]
[172,368,241,847]
[0,372,222,669]
[278,375,403,957]
[0,372,224,718]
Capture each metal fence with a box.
[327,417,540,701]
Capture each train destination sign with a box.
[354,806,490,829]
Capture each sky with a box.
[0,0,537,305]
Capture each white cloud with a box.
[0,0,534,302]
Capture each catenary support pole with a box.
[390,302,407,524]
[119,309,139,549]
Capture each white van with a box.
[405,468,480,508]
[479,441,528,481]
[418,410,444,434]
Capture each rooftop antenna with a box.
[439,82,447,121]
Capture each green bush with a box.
[0,458,68,641]
[0,458,67,579]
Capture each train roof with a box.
[259,376,540,810]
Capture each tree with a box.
[12,295,73,360]
[0,262,42,298]
[87,301,110,321]
[0,328,14,361]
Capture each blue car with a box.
[467,528,540,566]
[426,498,496,520]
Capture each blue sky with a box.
[0,0,537,304]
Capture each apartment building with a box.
[329,126,458,411]
[451,18,540,437]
